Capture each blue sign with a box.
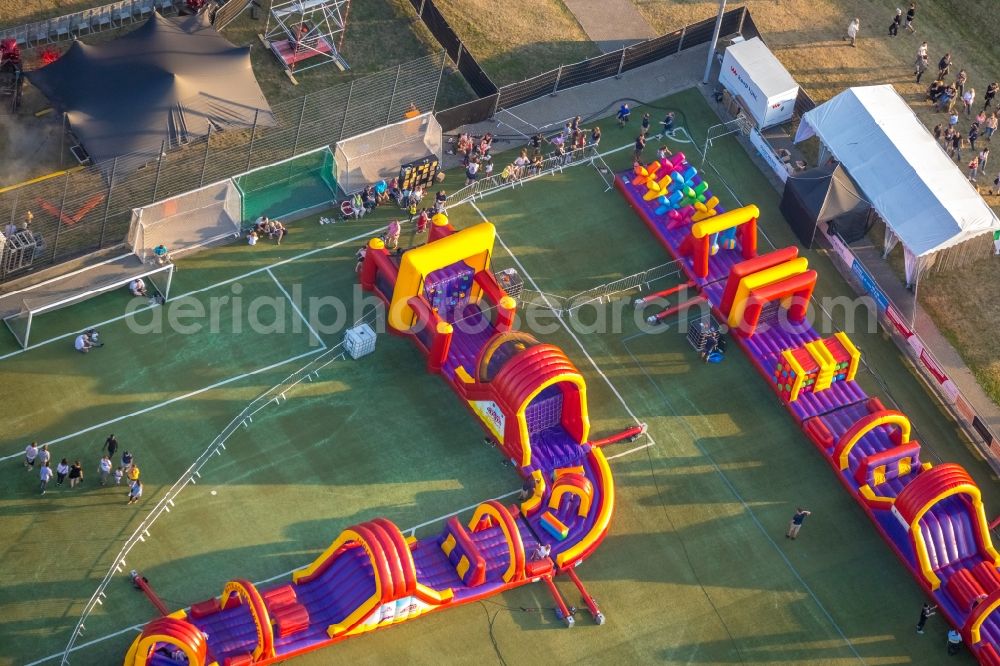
[850,259,890,311]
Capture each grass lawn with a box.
[0,81,995,666]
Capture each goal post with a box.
[1,256,174,349]
[334,112,442,194]
[232,146,338,224]
[129,179,242,264]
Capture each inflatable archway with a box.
[220,580,275,661]
[834,410,910,471]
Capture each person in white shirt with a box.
[75,333,95,353]
[38,444,51,468]
[129,278,148,297]
[127,480,143,505]
[24,442,38,469]
[532,543,552,561]
[247,230,258,246]
[39,462,53,495]
[56,458,70,486]
[98,455,113,486]
[3,222,16,238]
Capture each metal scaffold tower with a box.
[261,0,351,83]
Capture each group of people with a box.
[925,49,1000,184]
[247,216,287,246]
[25,434,142,502]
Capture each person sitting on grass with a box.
[129,278,148,298]
[268,219,286,245]
[247,230,259,246]
[75,332,96,353]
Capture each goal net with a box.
[233,146,338,224]
[335,112,443,194]
[128,179,242,264]
[1,255,173,349]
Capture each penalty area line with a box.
[0,348,324,463]
[266,268,327,350]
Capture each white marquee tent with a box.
[794,85,1000,284]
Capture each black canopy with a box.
[28,12,274,170]
[779,163,870,247]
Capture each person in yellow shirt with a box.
[127,464,141,487]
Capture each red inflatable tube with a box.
[446,517,486,587]
[720,247,799,317]
[633,281,694,307]
[589,424,646,448]
[366,521,406,599]
[482,500,526,580]
[645,295,706,324]
[351,525,394,607]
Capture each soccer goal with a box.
[1,254,174,349]
[334,112,442,194]
[128,179,243,264]
[233,146,339,224]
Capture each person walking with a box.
[904,3,916,33]
[844,18,860,47]
[633,134,646,162]
[121,450,133,473]
[38,444,51,469]
[127,480,143,505]
[969,154,980,180]
[616,103,630,128]
[915,54,928,84]
[916,602,936,634]
[786,508,811,539]
[39,462,53,495]
[56,458,70,486]
[104,434,119,459]
[979,147,990,174]
[985,113,998,142]
[970,123,980,152]
[916,41,928,59]
[938,52,952,79]
[956,69,968,97]
[660,112,675,136]
[953,133,964,162]
[24,441,38,470]
[98,455,113,486]
[888,8,902,37]
[68,460,84,489]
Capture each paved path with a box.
[563,0,657,53]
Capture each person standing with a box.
[633,134,646,162]
[39,462,53,495]
[104,434,118,459]
[128,463,141,489]
[970,123,980,152]
[640,112,651,137]
[844,18,860,47]
[963,87,976,116]
[904,3,916,33]
[56,458,70,486]
[916,41,928,59]
[953,133,964,162]
[661,112,675,137]
[616,103,630,128]
[916,602,936,634]
[933,123,943,144]
[956,69,968,97]
[786,508,811,539]
[888,8,902,37]
[985,113,998,142]
[114,466,124,486]
[969,154,981,180]
[38,444,51,469]
[948,629,962,655]
[121,450,134,473]
[68,460,84,489]
[127,480,143,505]
[979,147,990,174]
[24,441,39,469]
[98,455,113,486]
[984,82,998,111]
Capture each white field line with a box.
[0,348,324,463]
[266,268,327,349]
[22,441,650,666]
[0,224,387,363]
[470,202,653,447]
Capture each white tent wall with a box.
[795,85,1000,284]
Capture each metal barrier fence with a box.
[0,51,446,284]
[58,309,381,665]
[211,0,254,30]
[565,261,680,310]
[0,0,180,48]
[405,0,498,97]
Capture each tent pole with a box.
[911,274,919,332]
[702,0,727,85]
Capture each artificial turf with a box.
[0,88,989,666]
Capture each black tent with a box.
[27,12,274,171]
[779,163,871,247]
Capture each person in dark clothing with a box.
[970,124,980,152]
[938,53,951,79]
[104,434,118,458]
[916,602,936,634]
[984,82,999,111]
[888,8,901,36]
[786,507,811,539]
[904,2,916,33]
[633,134,646,162]
[661,111,675,137]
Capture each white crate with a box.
[344,323,377,359]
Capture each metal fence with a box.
[405,0,497,98]
[211,0,254,30]
[0,51,446,284]
[0,0,181,48]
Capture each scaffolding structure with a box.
[262,0,351,80]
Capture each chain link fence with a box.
[0,51,446,284]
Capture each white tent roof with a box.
[726,37,798,99]
[794,85,1000,257]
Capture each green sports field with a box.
[0,89,991,666]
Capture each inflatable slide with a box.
[618,154,1000,664]
[124,217,629,665]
